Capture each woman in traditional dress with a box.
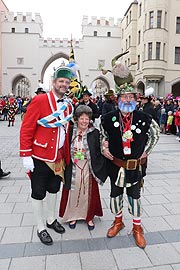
[59,105,107,230]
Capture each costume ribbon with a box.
[37,99,74,128]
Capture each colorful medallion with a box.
[122,130,133,141]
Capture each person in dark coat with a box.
[77,90,99,121]
[59,105,107,230]
[101,78,160,248]
[140,96,157,120]
[102,89,117,115]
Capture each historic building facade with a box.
[121,0,180,97]
[0,0,180,97]
[0,10,121,96]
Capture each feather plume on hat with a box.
[144,87,154,97]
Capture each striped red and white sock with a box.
[115,211,123,218]
[133,217,141,226]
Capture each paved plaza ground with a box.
[1,114,180,270]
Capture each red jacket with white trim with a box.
[20,90,71,163]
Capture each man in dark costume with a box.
[101,55,160,248]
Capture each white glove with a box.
[23,157,34,172]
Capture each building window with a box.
[17,57,24,65]
[176,17,180,33]
[148,42,152,59]
[164,12,167,29]
[137,55,140,69]
[107,32,111,37]
[11,28,15,33]
[139,3,142,17]
[163,43,166,60]
[156,42,161,60]
[129,11,132,22]
[175,47,180,64]
[25,28,29,33]
[157,10,162,28]
[125,60,127,66]
[149,11,154,28]
[145,13,147,29]
[138,30,141,45]
[126,39,128,50]
[126,15,128,26]
[144,44,146,60]
[94,31,97,36]
[129,35,131,47]
[128,58,130,66]
[122,29,124,38]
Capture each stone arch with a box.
[136,80,145,95]
[12,74,31,96]
[171,78,180,97]
[40,52,81,86]
[41,52,69,81]
[90,76,110,97]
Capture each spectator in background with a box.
[21,88,46,120]
[154,100,161,126]
[7,93,18,127]
[78,90,99,122]
[102,89,117,116]
[166,111,174,134]
[97,95,104,115]
[174,100,180,141]
[159,108,166,134]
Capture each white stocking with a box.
[46,192,57,225]
[31,198,45,232]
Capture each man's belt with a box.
[113,157,145,170]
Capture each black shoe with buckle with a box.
[46,219,65,234]
[37,229,53,245]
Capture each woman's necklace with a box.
[73,130,85,162]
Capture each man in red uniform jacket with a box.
[20,66,73,245]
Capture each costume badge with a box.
[136,128,141,134]
[114,122,119,127]
[123,146,131,155]
[112,116,116,122]
[131,125,136,130]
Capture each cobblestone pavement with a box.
[1,115,180,270]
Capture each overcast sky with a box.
[4,0,133,39]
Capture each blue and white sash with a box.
[37,99,74,128]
